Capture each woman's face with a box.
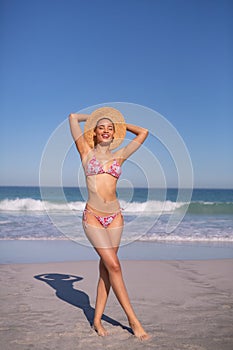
[94,118,115,145]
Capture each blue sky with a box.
[1,0,232,188]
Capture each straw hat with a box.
[84,107,126,149]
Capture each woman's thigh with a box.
[82,211,123,249]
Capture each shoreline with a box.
[1,239,233,264]
[1,259,233,349]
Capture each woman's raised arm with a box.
[117,123,148,161]
[69,113,91,158]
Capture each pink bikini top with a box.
[85,155,122,179]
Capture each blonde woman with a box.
[69,107,150,340]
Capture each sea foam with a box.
[0,198,232,215]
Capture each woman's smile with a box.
[101,133,111,139]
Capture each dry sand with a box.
[0,259,233,350]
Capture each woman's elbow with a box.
[69,113,75,120]
[142,128,149,137]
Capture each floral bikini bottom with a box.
[83,207,122,229]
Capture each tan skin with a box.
[69,112,150,340]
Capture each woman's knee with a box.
[107,258,121,274]
[96,249,121,274]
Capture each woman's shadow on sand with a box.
[34,273,132,334]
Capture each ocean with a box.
[0,186,232,245]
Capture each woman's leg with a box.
[83,212,120,336]
[83,212,149,339]
[93,250,117,336]
[95,246,150,340]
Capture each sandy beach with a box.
[0,259,233,350]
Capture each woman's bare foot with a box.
[93,321,108,336]
[129,320,151,340]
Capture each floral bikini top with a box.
[85,154,122,179]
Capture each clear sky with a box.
[1,0,232,188]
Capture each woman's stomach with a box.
[86,176,120,213]
[86,191,120,214]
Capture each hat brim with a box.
[84,107,126,150]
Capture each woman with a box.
[69,107,150,340]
